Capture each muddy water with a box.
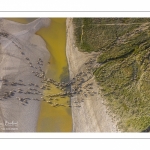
[6,18,72,132]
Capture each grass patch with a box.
[73,18,150,132]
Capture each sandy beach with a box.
[66,18,118,132]
[0,18,50,132]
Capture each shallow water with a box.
[6,18,72,132]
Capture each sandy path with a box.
[66,18,118,132]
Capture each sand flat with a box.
[0,18,50,132]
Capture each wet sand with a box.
[0,18,50,132]
[5,18,73,132]
[36,18,72,132]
